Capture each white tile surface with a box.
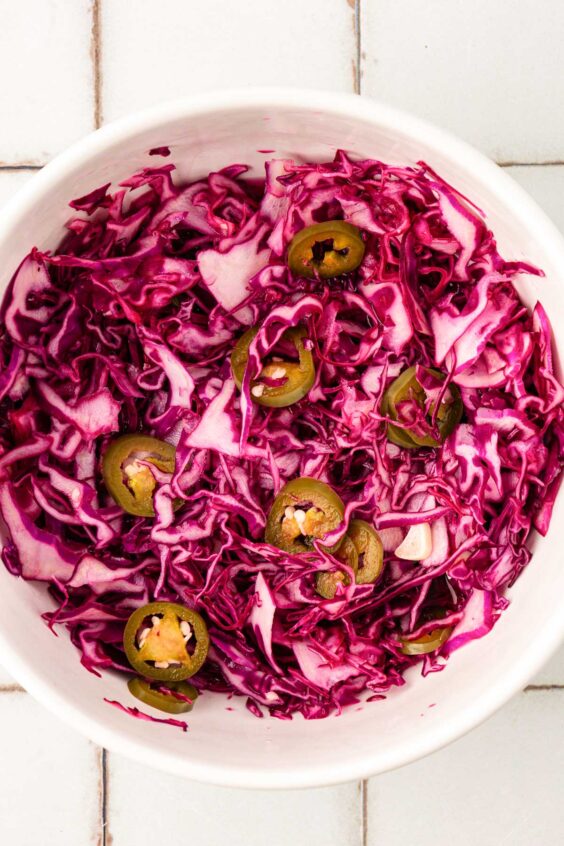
[367,691,564,846]
[0,169,37,206]
[0,692,101,845]
[530,645,564,686]
[0,1,94,165]
[361,0,564,163]
[101,0,356,122]
[505,165,564,233]
[0,5,563,845]
[108,753,361,846]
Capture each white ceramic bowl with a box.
[0,89,563,789]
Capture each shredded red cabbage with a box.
[104,698,188,731]
[0,152,562,721]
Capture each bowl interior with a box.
[0,92,563,788]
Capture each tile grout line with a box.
[0,164,43,171]
[524,684,564,692]
[360,778,368,846]
[100,748,108,846]
[354,0,362,95]
[499,160,564,168]
[91,0,103,129]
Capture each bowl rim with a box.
[1,86,564,789]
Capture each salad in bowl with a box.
[0,145,562,731]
